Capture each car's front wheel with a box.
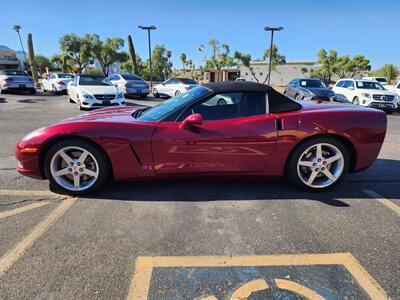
[286,137,349,191]
[44,139,110,195]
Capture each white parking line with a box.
[363,189,400,215]
[0,189,58,197]
[0,197,76,279]
[0,201,51,220]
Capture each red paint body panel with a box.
[15,102,387,182]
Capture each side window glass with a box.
[179,92,266,121]
[164,79,172,85]
[348,81,355,88]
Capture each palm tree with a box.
[13,24,27,63]
[180,53,187,76]
[166,50,172,63]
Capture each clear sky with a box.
[1,0,399,70]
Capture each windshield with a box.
[79,76,112,86]
[138,86,210,122]
[122,74,144,81]
[356,81,385,90]
[299,79,326,88]
[2,70,28,76]
[58,73,74,79]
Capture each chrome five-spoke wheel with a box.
[297,143,344,188]
[287,138,349,191]
[50,146,99,191]
[45,139,110,195]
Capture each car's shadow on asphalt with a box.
[17,98,47,104]
[0,97,6,103]
[77,158,399,207]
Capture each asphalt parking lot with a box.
[0,91,399,299]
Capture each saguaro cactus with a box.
[127,35,137,74]
[27,33,39,85]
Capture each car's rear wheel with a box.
[286,137,349,191]
[153,88,159,98]
[353,97,359,105]
[175,90,181,96]
[44,139,110,195]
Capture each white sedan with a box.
[67,75,125,110]
[153,78,198,98]
[41,73,74,94]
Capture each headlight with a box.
[361,93,371,98]
[82,92,93,99]
[22,127,45,141]
[116,92,124,99]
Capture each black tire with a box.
[352,97,359,105]
[44,139,111,196]
[175,90,181,96]
[385,109,394,115]
[29,89,36,95]
[286,137,349,191]
[153,88,159,98]
[140,94,147,99]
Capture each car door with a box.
[151,91,278,174]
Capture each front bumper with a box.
[80,99,126,108]
[367,102,396,110]
[15,144,44,179]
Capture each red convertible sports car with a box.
[16,82,387,195]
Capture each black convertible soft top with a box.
[204,81,302,113]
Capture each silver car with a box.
[108,73,149,98]
[0,69,36,94]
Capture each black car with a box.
[284,78,339,102]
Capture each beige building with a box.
[0,45,20,69]
[239,61,316,86]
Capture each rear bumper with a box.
[2,86,36,92]
[125,87,149,96]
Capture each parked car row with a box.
[284,77,399,114]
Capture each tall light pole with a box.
[138,25,156,90]
[264,26,283,85]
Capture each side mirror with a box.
[179,113,203,129]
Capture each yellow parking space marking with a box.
[0,201,51,220]
[230,279,269,300]
[127,253,387,300]
[364,189,400,215]
[0,189,57,197]
[274,278,325,300]
[0,197,76,279]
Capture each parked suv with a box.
[362,77,387,86]
[284,78,337,102]
[332,78,398,114]
[0,69,36,94]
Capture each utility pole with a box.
[264,26,283,85]
[138,25,156,90]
